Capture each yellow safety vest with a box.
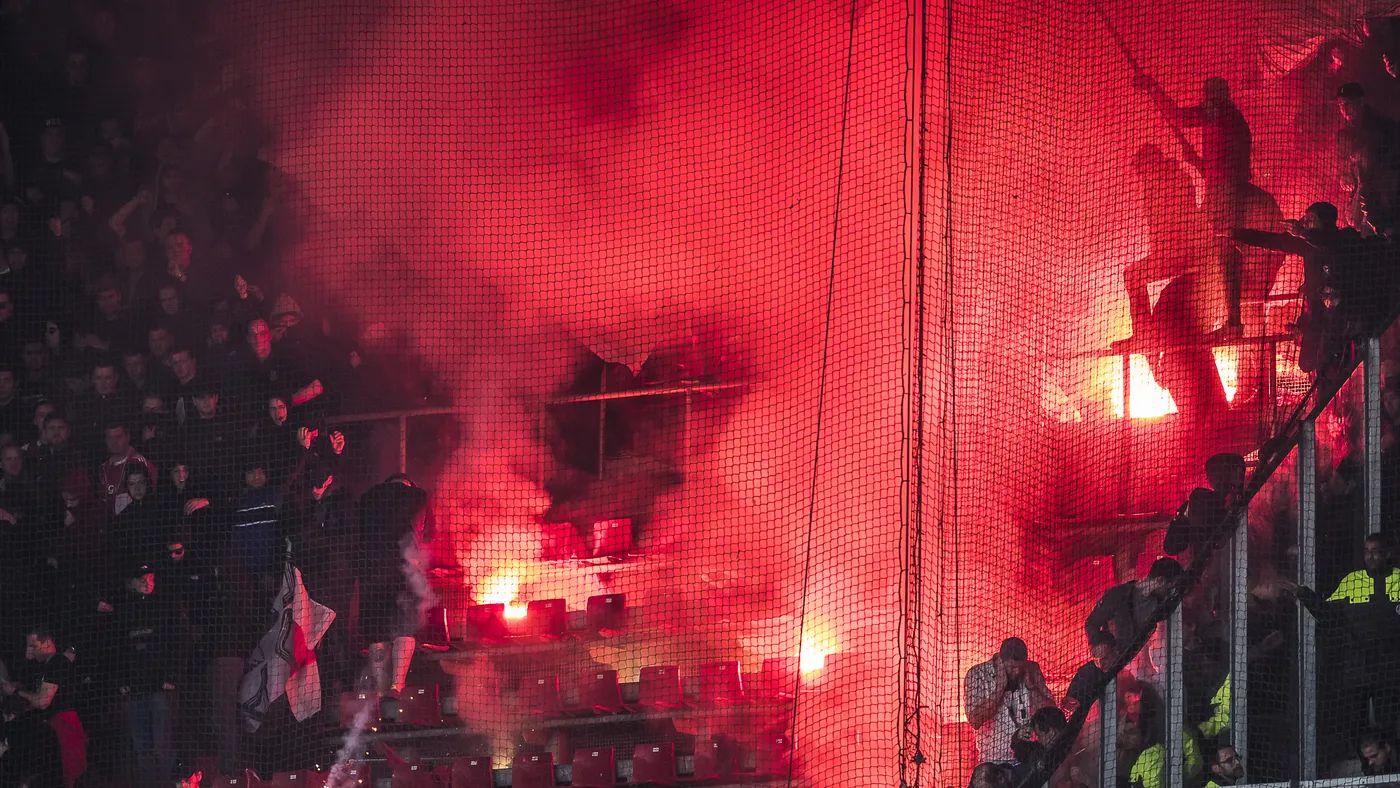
[1326,569,1400,603]
[1130,735,1202,788]
[1198,674,1230,739]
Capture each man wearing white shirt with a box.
[965,637,1056,764]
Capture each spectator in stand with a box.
[163,231,221,308]
[25,119,80,209]
[167,346,201,425]
[238,317,325,422]
[1126,689,1204,788]
[969,762,1012,788]
[1085,557,1184,689]
[230,457,280,592]
[112,230,158,316]
[154,282,201,349]
[1360,729,1399,776]
[96,423,154,517]
[179,386,239,500]
[0,291,26,364]
[3,625,84,788]
[110,562,181,788]
[21,400,55,453]
[27,412,75,501]
[147,323,175,374]
[1204,742,1244,787]
[1065,631,1117,715]
[136,394,177,470]
[964,637,1055,765]
[73,359,137,463]
[108,463,164,570]
[121,347,170,399]
[1336,82,1400,235]
[80,278,137,353]
[19,339,60,406]
[358,474,432,699]
[282,456,354,691]
[1286,534,1400,763]
[0,366,24,445]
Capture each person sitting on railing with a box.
[1359,728,1400,777]
[1283,534,1400,766]
[1203,740,1244,787]
[964,637,1056,765]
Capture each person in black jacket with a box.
[356,474,430,698]
[110,562,182,788]
[281,460,356,692]
[1086,558,1184,693]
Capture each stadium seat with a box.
[755,735,793,775]
[451,757,494,788]
[637,665,682,709]
[339,690,380,728]
[631,742,677,785]
[510,752,555,788]
[464,603,509,642]
[579,669,622,713]
[432,766,452,788]
[208,773,252,788]
[391,763,434,788]
[587,518,632,558]
[521,674,561,715]
[760,656,800,700]
[339,763,371,787]
[521,598,567,638]
[690,736,734,781]
[571,747,615,787]
[396,685,444,726]
[541,520,587,561]
[586,593,626,634]
[697,661,744,705]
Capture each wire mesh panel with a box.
[4,0,1400,787]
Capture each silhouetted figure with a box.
[1336,83,1400,235]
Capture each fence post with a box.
[1100,676,1118,788]
[1366,336,1383,536]
[1166,607,1185,788]
[1230,509,1249,775]
[1298,420,1318,781]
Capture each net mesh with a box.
[3,0,1400,786]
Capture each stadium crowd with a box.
[0,1,453,786]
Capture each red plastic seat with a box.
[338,763,371,787]
[451,757,493,788]
[756,735,793,775]
[522,599,567,638]
[571,747,615,787]
[391,763,434,788]
[208,773,252,788]
[586,594,626,634]
[638,666,682,709]
[697,661,744,705]
[465,603,509,642]
[511,752,554,788]
[397,685,443,726]
[339,690,380,728]
[431,766,452,788]
[691,736,733,780]
[521,674,561,715]
[579,669,621,713]
[631,742,676,785]
[761,656,800,700]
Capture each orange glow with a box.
[1212,346,1238,403]
[477,571,529,619]
[1106,354,1179,419]
[799,629,838,675]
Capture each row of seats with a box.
[522,659,803,717]
[463,595,628,643]
[337,657,804,732]
[203,736,793,788]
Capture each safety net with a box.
[4,0,1400,787]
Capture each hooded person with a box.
[356,474,432,698]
